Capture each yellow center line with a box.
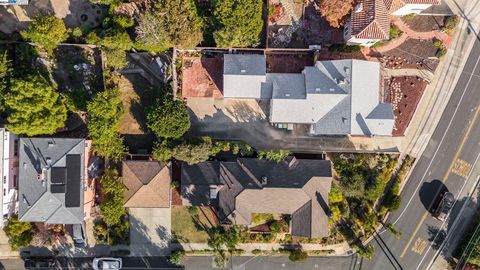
[400,104,480,258]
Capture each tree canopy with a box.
[213,0,263,48]
[135,0,203,51]
[21,16,68,54]
[87,87,126,161]
[4,75,67,136]
[147,95,190,139]
[318,0,354,28]
[99,168,126,226]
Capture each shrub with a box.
[357,244,375,260]
[99,168,126,226]
[3,215,33,250]
[188,206,199,217]
[442,16,459,34]
[252,213,275,225]
[169,250,185,265]
[21,16,68,54]
[328,44,362,53]
[329,184,344,204]
[288,249,308,262]
[389,24,403,40]
[269,221,282,233]
[257,149,291,163]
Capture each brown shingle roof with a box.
[122,161,171,208]
[351,0,390,40]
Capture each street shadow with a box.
[419,179,448,213]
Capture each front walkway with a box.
[373,17,452,54]
[0,230,19,258]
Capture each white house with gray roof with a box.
[18,138,86,225]
[0,128,19,228]
[223,54,394,136]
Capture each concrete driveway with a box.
[187,97,402,153]
[129,207,172,256]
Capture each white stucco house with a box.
[344,0,441,46]
[0,128,19,228]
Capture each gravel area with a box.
[382,38,439,71]
[387,76,428,136]
[402,15,446,32]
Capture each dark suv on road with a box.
[433,191,455,222]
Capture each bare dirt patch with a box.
[266,51,314,73]
[382,38,439,71]
[402,15,445,32]
[181,56,223,98]
[386,76,428,136]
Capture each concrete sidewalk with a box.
[402,0,480,158]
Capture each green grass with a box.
[171,206,217,243]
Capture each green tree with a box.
[4,75,67,136]
[87,88,127,161]
[99,168,126,226]
[135,0,203,51]
[21,16,68,54]
[172,137,215,165]
[213,0,263,48]
[288,249,308,262]
[339,172,366,198]
[86,25,133,69]
[152,140,174,161]
[357,244,375,260]
[4,215,33,250]
[257,149,291,163]
[169,250,185,265]
[147,95,190,139]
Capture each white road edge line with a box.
[419,151,480,270]
[391,48,480,226]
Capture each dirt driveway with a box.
[0,0,99,34]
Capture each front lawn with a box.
[171,206,218,243]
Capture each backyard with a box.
[266,51,314,73]
[171,206,218,243]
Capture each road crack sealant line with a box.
[392,47,480,228]
[422,153,480,270]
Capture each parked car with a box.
[92,257,123,270]
[72,224,86,247]
[24,257,56,269]
[433,191,455,222]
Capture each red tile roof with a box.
[351,0,391,40]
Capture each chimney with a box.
[289,157,298,168]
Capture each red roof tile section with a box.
[351,0,391,40]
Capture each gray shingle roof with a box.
[19,138,85,224]
[181,157,333,238]
[224,54,266,75]
[267,73,306,99]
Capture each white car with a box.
[92,257,122,270]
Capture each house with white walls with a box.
[0,128,19,228]
[344,0,441,46]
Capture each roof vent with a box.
[46,157,51,166]
[285,93,291,97]
[315,88,321,92]
[329,88,335,92]
[355,3,363,12]
[261,176,268,186]
[240,69,246,73]
[345,67,350,73]
[48,141,54,147]
[23,162,28,169]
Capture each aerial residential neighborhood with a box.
[0,0,479,269]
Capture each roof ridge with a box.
[51,139,84,167]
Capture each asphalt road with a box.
[0,255,362,270]
[364,35,480,270]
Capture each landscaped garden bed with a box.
[387,76,428,136]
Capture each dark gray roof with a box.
[181,157,332,238]
[367,103,395,119]
[314,95,351,135]
[223,54,266,75]
[18,138,85,224]
[291,201,312,238]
